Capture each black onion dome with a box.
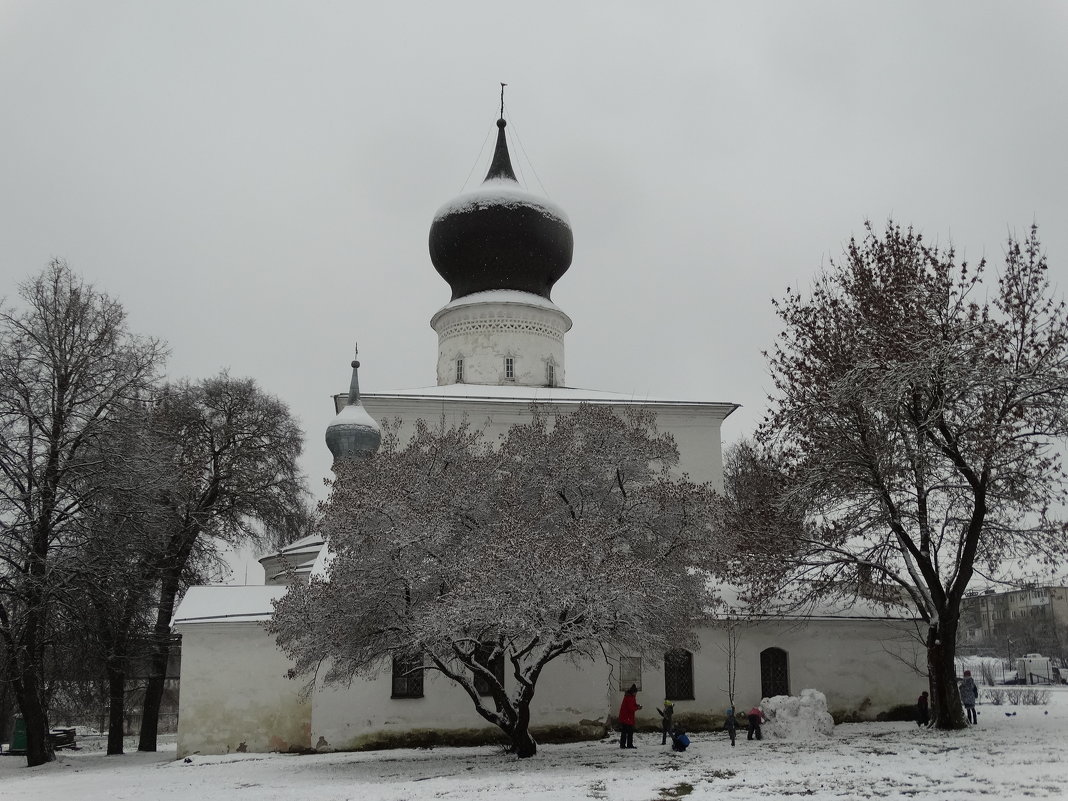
[429,118,574,301]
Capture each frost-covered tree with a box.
[727,222,1068,729]
[271,405,718,758]
[0,261,165,765]
[136,374,309,752]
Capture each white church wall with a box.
[360,397,728,489]
[693,619,924,718]
[432,298,570,387]
[311,651,610,751]
[175,622,311,758]
[305,617,920,752]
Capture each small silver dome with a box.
[325,350,381,465]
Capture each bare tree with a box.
[725,222,1068,729]
[0,261,165,765]
[271,405,719,758]
[137,374,309,752]
[63,405,175,755]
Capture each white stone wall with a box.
[307,617,921,752]
[175,622,311,758]
[361,396,729,489]
[431,298,571,387]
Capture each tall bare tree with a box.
[726,222,1068,729]
[271,405,719,758]
[137,374,308,751]
[0,261,165,765]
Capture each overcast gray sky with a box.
[3,1,1067,502]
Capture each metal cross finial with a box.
[500,82,507,119]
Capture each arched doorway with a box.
[760,647,790,698]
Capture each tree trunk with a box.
[138,568,181,752]
[15,671,54,767]
[926,622,966,730]
[106,659,126,755]
[509,699,537,758]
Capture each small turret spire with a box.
[346,343,362,406]
[325,343,381,466]
[484,83,518,182]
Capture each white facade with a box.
[431,290,572,387]
[175,584,923,757]
[171,113,924,759]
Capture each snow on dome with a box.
[432,179,570,226]
[761,689,836,740]
[326,353,382,465]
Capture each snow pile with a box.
[762,689,835,739]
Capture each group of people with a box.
[916,670,979,727]
[617,684,767,750]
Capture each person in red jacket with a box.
[618,684,642,749]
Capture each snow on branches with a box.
[727,221,1068,729]
[271,404,719,757]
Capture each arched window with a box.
[664,648,694,700]
[760,647,789,698]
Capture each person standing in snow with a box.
[959,671,979,725]
[747,705,766,741]
[916,690,930,727]
[618,684,642,749]
[724,705,737,746]
[657,700,675,745]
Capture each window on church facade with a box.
[546,362,556,387]
[505,357,514,380]
[759,647,789,698]
[472,643,506,696]
[619,656,642,691]
[664,648,694,700]
[391,654,424,698]
[456,358,464,382]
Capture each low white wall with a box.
[309,617,921,750]
[175,622,311,758]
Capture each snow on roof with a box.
[363,383,739,413]
[432,179,570,225]
[173,585,288,625]
[713,582,918,621]
[436,289,563,314]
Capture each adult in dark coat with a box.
[618,684,642,749]
[917,691,930,727]
[959,671,979,724]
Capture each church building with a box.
[173,110,923,758]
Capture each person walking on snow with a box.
[747,705,766,741]
[959,671,979,725]
[618,684,642,749]
[657,700,675,745]
[724,705,737,746]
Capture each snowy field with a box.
[3,691,1067,800]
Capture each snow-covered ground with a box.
[3,690,1067,800]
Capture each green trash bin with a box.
[8,716,27,755]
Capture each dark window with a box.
[664,648,695,700]
[456,358,464,382]
[619,656,642,691]
[546,362,556,387]
[391,653,424,698]
[760,647,789,698]
[472,643,506,696]
[505,357,514,380]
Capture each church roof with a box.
[173,585,287,625]
[360,383,740,414]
